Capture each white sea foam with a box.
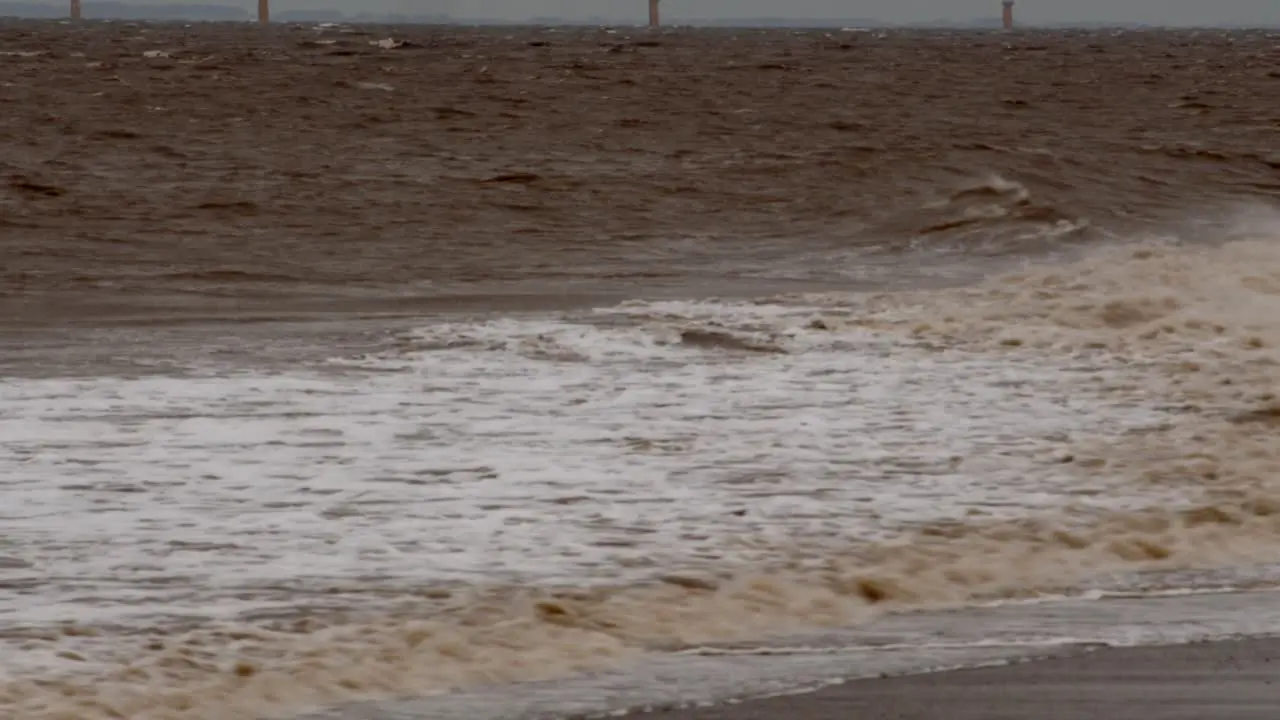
[5,212,1280,719]
[0,301,1182,628]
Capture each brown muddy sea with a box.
[2,20,1280,720]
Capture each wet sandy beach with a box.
[640,636,1280,720]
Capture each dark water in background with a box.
[2,24,1278,325]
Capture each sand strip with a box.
[636,637,1280,720]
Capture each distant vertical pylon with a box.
[69,0,81,19]
[258,0,269,23]
[648,0,660,27]
[1002,0,1014,30]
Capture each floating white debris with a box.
[355,81,393,91]
[141,50,170,58]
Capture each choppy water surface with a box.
[2,20,1280,720]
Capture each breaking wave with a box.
[6,208,1280,719]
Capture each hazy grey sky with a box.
[264,0,1280,25]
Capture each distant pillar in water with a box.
[648,0,660,27]
[69,0,81,20]
[258,0,269,23]
[1002,0,1014,30]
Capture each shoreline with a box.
[287,589,1280,720]
[635,636,1280,720]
